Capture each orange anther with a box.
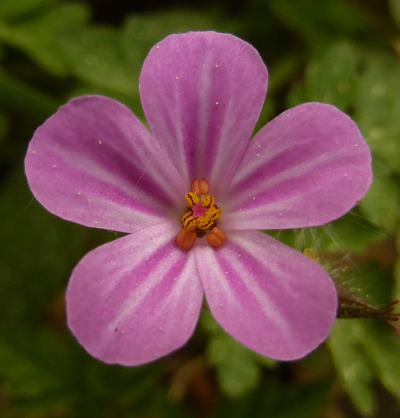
[176,229,197,251]
[191,179,210,195]
[207,227,226,248]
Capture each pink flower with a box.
[24,32,372,366]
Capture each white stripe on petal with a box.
[195,230,337,360]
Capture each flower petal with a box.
[139,31,268,193]
[195,230,337,360]
[66,221,203,366]
[222,103,372,230]
[25,95,186,233]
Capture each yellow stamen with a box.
[185,192,199,207]
[176,179,226,250]
[197,215,214,230]
[181,211,197,231]
[201,195,215,207]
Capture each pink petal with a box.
[222,103,372,230]
[25,95,186,233]
[195,230,337,360]
[139,31,268,194]
[66,221,203,366]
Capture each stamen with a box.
[176,179,226,250]
[207,227,226,248]
[176,229,197,251]
[191,179,210,195]
[181,211,197,231]
[197,216,215,230]
[201,195,215,207]
[185,192,199,207]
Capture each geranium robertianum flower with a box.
[24,32,372,366]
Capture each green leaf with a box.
[201,310,275,398]
[304,42,360,111]
[270,211,384,255]
[269,0,369,45]
[287,41,360,111]
[328,320,376,416]
[0,169,90,325]
[0,327,76,416]
[0,2,90,76]
[358,321,400,401]
[212,376,330,418]
[339,262,393,307]
[359,162,400,232]
[208,334,262,398]
[0,0,56,20]
[323,213,384,253]
[389,0,400,28]
[355,55,400,175]
[286,82,307,108]
[0,66,58,119]
[122,8,224,69]
[57,9,224,115]
[59,26,138,97]
[0,110,8,142]
[393,257,400,299]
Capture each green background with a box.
[1,0,400,416]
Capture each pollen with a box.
[185,192,199,207]
[176,179,226,251]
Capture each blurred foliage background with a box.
[1,0,400,417]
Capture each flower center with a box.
[175,179,226,251]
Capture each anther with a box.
[176,229,197,251]
[207,227,226,248]
[191,179,210,195]
[181,211,197,231]
[201,195,215,207]
[185,192,199,207]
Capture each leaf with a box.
[201,310,275,398]
[0,0,56,20]
[355,55,400,175]
[287,41,360,112]
[389,0,400,28]
[393,257,400,299]
[323,213,385,253]
[212,376,330,418]
[57,9,224,114]
[358,321,400,401]
[359,161,400,233]
[0,327,76,416]
[286,82,307,108]
[121,9,224,72]
[0,110,8,142]
[339,262,394,307]
[58,26,138,96]
[0,169,90,325]
[208,334,262,397]
[0,66,58,119]
[269,0,369,45]
[0,2,90,76]
[328,320,376,416]
[304,42,360,111]
[270,211,384,256]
